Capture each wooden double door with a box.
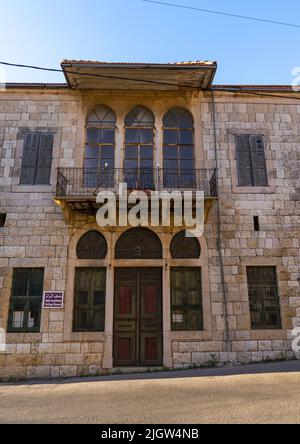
[114,268,163,367]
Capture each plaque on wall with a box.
[43,291,64,309]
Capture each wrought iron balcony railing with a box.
[56,168,218,198]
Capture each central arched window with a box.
[163,108,195,188]
[124,106,155,190]
[84,105,116,187]
[115,227,162,259]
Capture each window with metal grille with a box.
[73,268,106,332]
[124,106,155,190]
[170,230,201,259]
[20,133,54,185]
[247,266,281,330]
[163,108,195,188]
[84,105,116,188]
[115,227,162,259]
[171,267,203,331]
[76,230,107,259]
[235,134,268,187]
[7,268,44,332]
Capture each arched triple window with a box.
[163,108,195,188]
[170,231,201,259]
[124,106,155,189]
[76,231,108,259]
[84,105,116,187]
[115,227,162,259]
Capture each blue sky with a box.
[0,0,299,85]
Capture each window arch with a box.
[84,105,116,187]
[124,106,155,189]
[170,231,201,259]
[163,108,195,188]
[76,231,108,259]
[115,227,162,259]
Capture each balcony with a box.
[55,167,217,216]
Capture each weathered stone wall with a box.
[0,89,106,379]
[0,87,299,379]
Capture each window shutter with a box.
[235,135,253,186]
[35,133,54,185]
[249,135,268,186]
[20,133,39,184]
[20,133,53,185]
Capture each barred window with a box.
[73,268,106,332]
[76,231,107,259]
[247,266,281,330]
[8,268,44,332]
[171,267,203,331]
[170,231,200,259]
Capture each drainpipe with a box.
[210,89,230,353]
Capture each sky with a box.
[0,0,299,85]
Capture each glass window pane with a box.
[101,129,115,143]
[140,129,153,144]
[74,310,88,331]
[140,146,153,159]
[93,291,105,306]
[179,146,194,160]
[140,159,153,169]
[12,270,28,297]
[163,129,177,144]
[84,158,98,169]
[125,146,138,159]
[180,160,194,170]
[86,128,100,144]
[27,303,40,329]
[85,146,100,159]
[78,291,89,306]
[101,146,114,159]
[12,304,25,328]
[125,129,139,143]
[164,159,178,169]
[90,310,105,331]
[178,130,193,145]
[124,159,138,169]
[29,269,44,297]
[163,146,178,160]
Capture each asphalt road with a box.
[0,361,300,424]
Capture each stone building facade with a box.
[0,60,299,380]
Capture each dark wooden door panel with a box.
[114,268,162,367]
[140,333,163,366]
[114,333,136,367]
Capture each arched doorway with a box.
[114,228,163,367]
